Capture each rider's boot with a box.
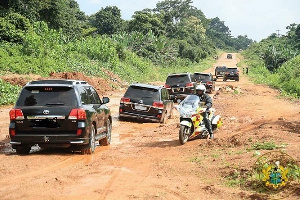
[209,133,214,139]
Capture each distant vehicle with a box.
[9,79,112,155]
[215,66,227,79]
[119,83,174,123]
[193,72,216,93]
[164,73,196,102]
[223,67,239,81]
[227,54,233,59]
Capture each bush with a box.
[0,79,21,105]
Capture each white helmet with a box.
[196,84,206,93]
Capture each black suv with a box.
[215,66,227,78]
[119,83,173,123]
[164,73,195,102]
[227,54,232,59]
[193,72,216,93]
[223,67,239,81]
[9,79,112,155]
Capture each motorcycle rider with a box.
[195,84,214,139]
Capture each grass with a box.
[249,141,287,150]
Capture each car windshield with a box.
[194,74,210,81]
[166,75,190,85]
[124,86,160,102]
[16,87,77,106]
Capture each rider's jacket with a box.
[197,94,212,111]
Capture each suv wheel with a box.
[82,125,96,154]
[16,145,31,155]
[100,119,111,146]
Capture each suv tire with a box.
[81,125,96,154]
[16,145,31,155]
[100,119,111,146]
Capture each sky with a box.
[76,0,300,42]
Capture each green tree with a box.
[95,6,124,35]
[128,11,165,36]
[0,12,32,42]
[6,0,85,36]
[206,17,232,49]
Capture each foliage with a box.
[94,6,124,35]
[242,23,300,98]
[249,141,287,150]
[0,12,32,42]
[111,31,179,65]
[128,11,165,36]
[0,79,21,105]
[4,0,85,37]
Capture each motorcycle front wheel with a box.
[179,125,191,145]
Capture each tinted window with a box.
[227,68,238,73]
[90,87,101,104]
[166,75,191,85]
[216,67,227,72]
[194,74,211,81]
[16,87,77,106]
[124,86,160,104]
[78,86,100,104]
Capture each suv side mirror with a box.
[102,97,110,104]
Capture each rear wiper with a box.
[46,103,65,105]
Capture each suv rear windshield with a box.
[216,66,227,71]
[124,86,160,102]
[166,75,190,85]
[16,87,77,106]
[194,74,210,81]
[227,68,238,73]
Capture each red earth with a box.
[0,53,299,200]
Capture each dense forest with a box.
[0,0,299,105]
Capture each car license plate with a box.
[135,105,147,111]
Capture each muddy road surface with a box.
[0,53,299,200]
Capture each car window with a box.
[227,68,238,73]
[90,87,101,104]
[194,74,211,81]
[16,86,77,106]
[216,67,227,72]
[166,75,190,85]
[124,86,160,102]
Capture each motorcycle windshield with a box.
[178,95,200,117]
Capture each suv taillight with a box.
[186,83,194,87]
[121,97,130,103]
[164,84,171,88]
[69,108,86,120]
[153,102,164,108]
[9,109,24,120]
[207,81,213,85]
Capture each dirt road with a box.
[0,53,299,200]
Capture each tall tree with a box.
[206,17,232,49]
[6,0,85,36]
[128,11,165,36]
[95,6,123,35]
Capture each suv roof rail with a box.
[27,79,89,86]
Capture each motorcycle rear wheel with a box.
[179,125,190,145]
